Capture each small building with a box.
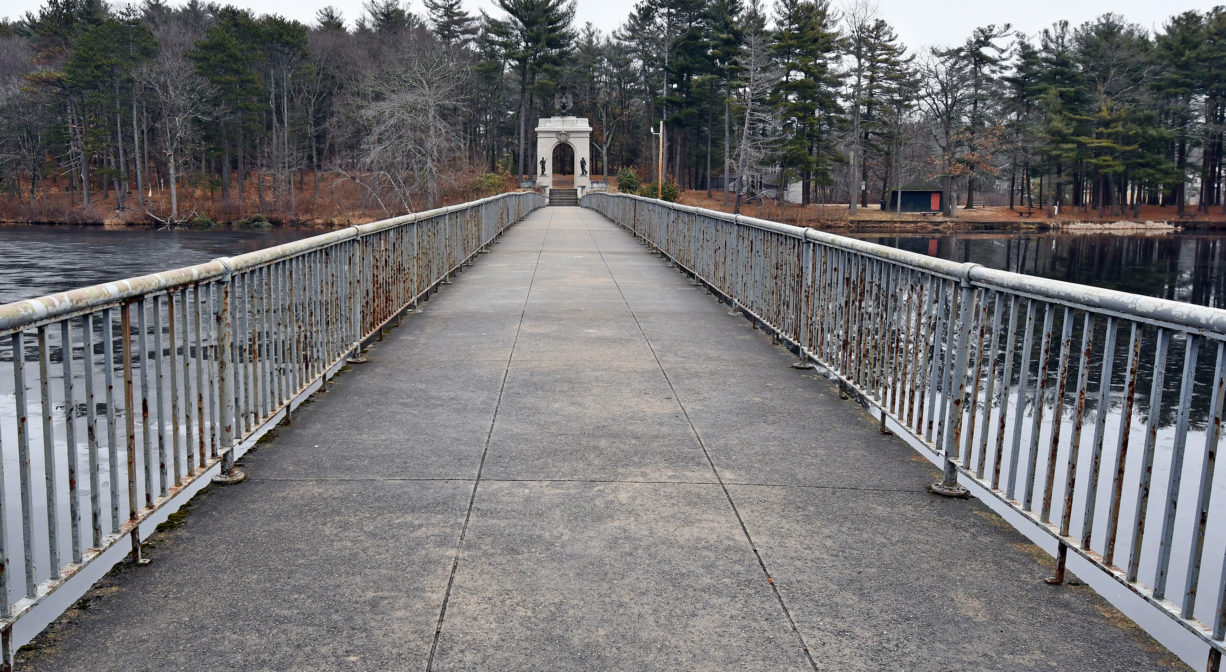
[882,189,944,213]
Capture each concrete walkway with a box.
[19,207,1183,671]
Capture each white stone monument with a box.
[535,116,592,197]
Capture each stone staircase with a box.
[549,188,579,206]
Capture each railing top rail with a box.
[597,193,1226,336]
[0,192,525,333]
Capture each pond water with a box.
[844,231,1226,309]
[0,225,317,306]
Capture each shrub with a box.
[474,172,508,197]
[234,214,272,230]
[638,178,680,202]
[189,215,219,230]
[616,167,640,193]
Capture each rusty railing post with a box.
[212,261,245,485]
[930,263,978,498]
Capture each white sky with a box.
[2,0,1222,53]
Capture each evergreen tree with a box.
[1152,11,1204,214]
[425,0,478,46]
[770,0,839,205]
[939,23,1010,209]
[315,6,345,31]
[488,0,575,180]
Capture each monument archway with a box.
[535,116,592,196]
[551,142,575,187]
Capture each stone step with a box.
[549,189,579,206]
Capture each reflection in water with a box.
[849,233,1226,310]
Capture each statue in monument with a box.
[580,158,588,177]
[540,158,547,176]
[553,86,574,114]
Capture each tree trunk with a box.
[222,142,231,205]
[705,95,713,199]
[722,97,730,206]
[168,147,178,220]
[114,91,127,211]
[70,100,91,209]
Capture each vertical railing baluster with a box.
[1153,334,1198,599]
[167,292,182,488]
[1023,304,1055,511]
[1104,323,1141,567]
[1006,300,1037,501]
[1060,313,1094,537]
[1040,307,1075,522]
[12,332,36,598]
[59,320,82,565]
[122,303,143,561]
[977,293,1005,480]
[102,309,119,533]
[1182,340,1225,619]
[932,269,975,497]
[82,315,101,548]
[1081,316,1118,550]
[1126,327,1169,583]
[214,266,243,484]
[153,295,168,497]
[194,286,207,471]
[38,326,61,578]
[182,289,196,477]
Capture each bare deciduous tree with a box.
[358,44,467,211]
[730,30,781,214]
[144,46,212,221]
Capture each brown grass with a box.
[675,190,1224,231]
[0,169,519,229]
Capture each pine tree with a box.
[770,0,839,205]
[425,0,478,46]
[939,23,1010,209]
[489,0,576,180]
[315,6,346,31]
[1152,11,1205,214]
[854,18,911,208]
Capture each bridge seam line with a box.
[423,209,553,671]
[244,475,928,493]
[579,212,822,672]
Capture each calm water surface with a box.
[0,226,317,305]
[843,231,1226,309]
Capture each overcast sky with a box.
[3,0,1223,53]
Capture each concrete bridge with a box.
[8,205,1188,670]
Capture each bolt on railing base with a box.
[927,481,970,498]
[791,359,814,370]
[212,468,246,485]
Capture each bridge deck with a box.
[19,207,1182,671]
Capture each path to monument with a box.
[17,207,1183,671]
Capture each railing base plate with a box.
[927,482,970,499]
[212,468,247,485]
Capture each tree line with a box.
[0,0,1220,223]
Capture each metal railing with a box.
[585,192,1226,671]
[0,191,545,665]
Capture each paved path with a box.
[18,207,1184,671]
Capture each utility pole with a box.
[651,121,665,199]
